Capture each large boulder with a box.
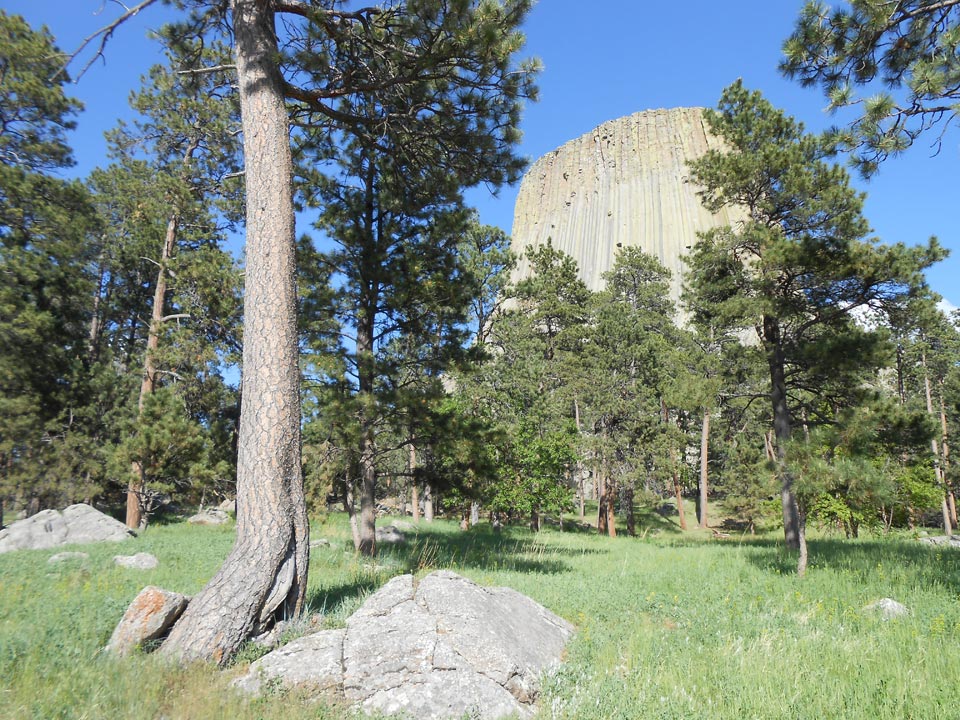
[235,570,574,719]
[0,504,133,554]
[106,586,189,656]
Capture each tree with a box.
[686,81,944,568]
[0,12,100,521]
[782,0,960,175]
[585,248,688,536]
[158,0,308,664]
[102,35,243,529]
[458,243,587,528]
[58,0,540,664]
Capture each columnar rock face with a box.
[511,107,743,301]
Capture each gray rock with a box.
[60,504,134,544]
[47,551,89,564]
[375,525,406,545]
[106,586,188,656]
[217,498,236,514]
[0,504,133,554]
[234,571,574,720]
[864,597,910,620]
[114,552,159,570]
[919,534,960,548]
[390,520,416,533]
[309,538,331,548]
[187,508,230,525]
[236,629,346,694]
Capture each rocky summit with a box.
[510,107,745,303]
[235,570,575,719]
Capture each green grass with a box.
[2,513,960,719]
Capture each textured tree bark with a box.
[922,355,952,536]
[596,466,607,535]
[409,443,420,523]
[662,400,687,531]
[158,0,308,665]
[605,476,617,538]
[126,212,178,530]
[938,380,957,526]
[672,470,687,531]
[764,315,801,550]
[699,408,710,529]
[344,475,361,550]
[424,482,434,522]
[625,482,635,536]
[796,507,809,578]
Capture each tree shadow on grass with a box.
[737,535,960,593]
[301,523,587,623]
[376,523,577,575]
[304,578,381,619]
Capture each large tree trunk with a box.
[159,0,308,665]
[344,473,361,550]
[409,443,420,523]
[699,407,710,529]
[922,355,952,536]
[605,477,617,538]
[126,212,178,530]
[625,481,636,536]
[938,379,957,526]
[764,315,801,550]
[662,399,687,530]
[597,465,608,535]
[424,482,434,522]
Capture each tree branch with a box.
[57,0,161,81]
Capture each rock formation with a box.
[234,570,575,719]
[0,504,134,554]
[511,107,744,302]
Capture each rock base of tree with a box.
[234,570,574,719]
[0,504,134,554]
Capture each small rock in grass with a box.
[106,585,188,656]
[375,525,405,545]
[114,552,159,570]
[864,597,909,620]
[47,551,89,564]
[309,538,331,548]
[919,535,960,548]
[187,508,230,525]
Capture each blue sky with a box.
[8,0,958,308]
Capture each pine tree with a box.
[0,13,100,521]
[782,1,960,174]
[99,34,243,528]
[686,81,944,570]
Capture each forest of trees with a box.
[1,0,958,662]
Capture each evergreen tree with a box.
[0,13,100,521]
[686,81,944,570]
[782,1,960,174]
[92,35,243,528]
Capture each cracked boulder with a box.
[235,570,574,719]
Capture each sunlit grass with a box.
[2,511,960,718]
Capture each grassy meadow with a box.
[2,508,960,719]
